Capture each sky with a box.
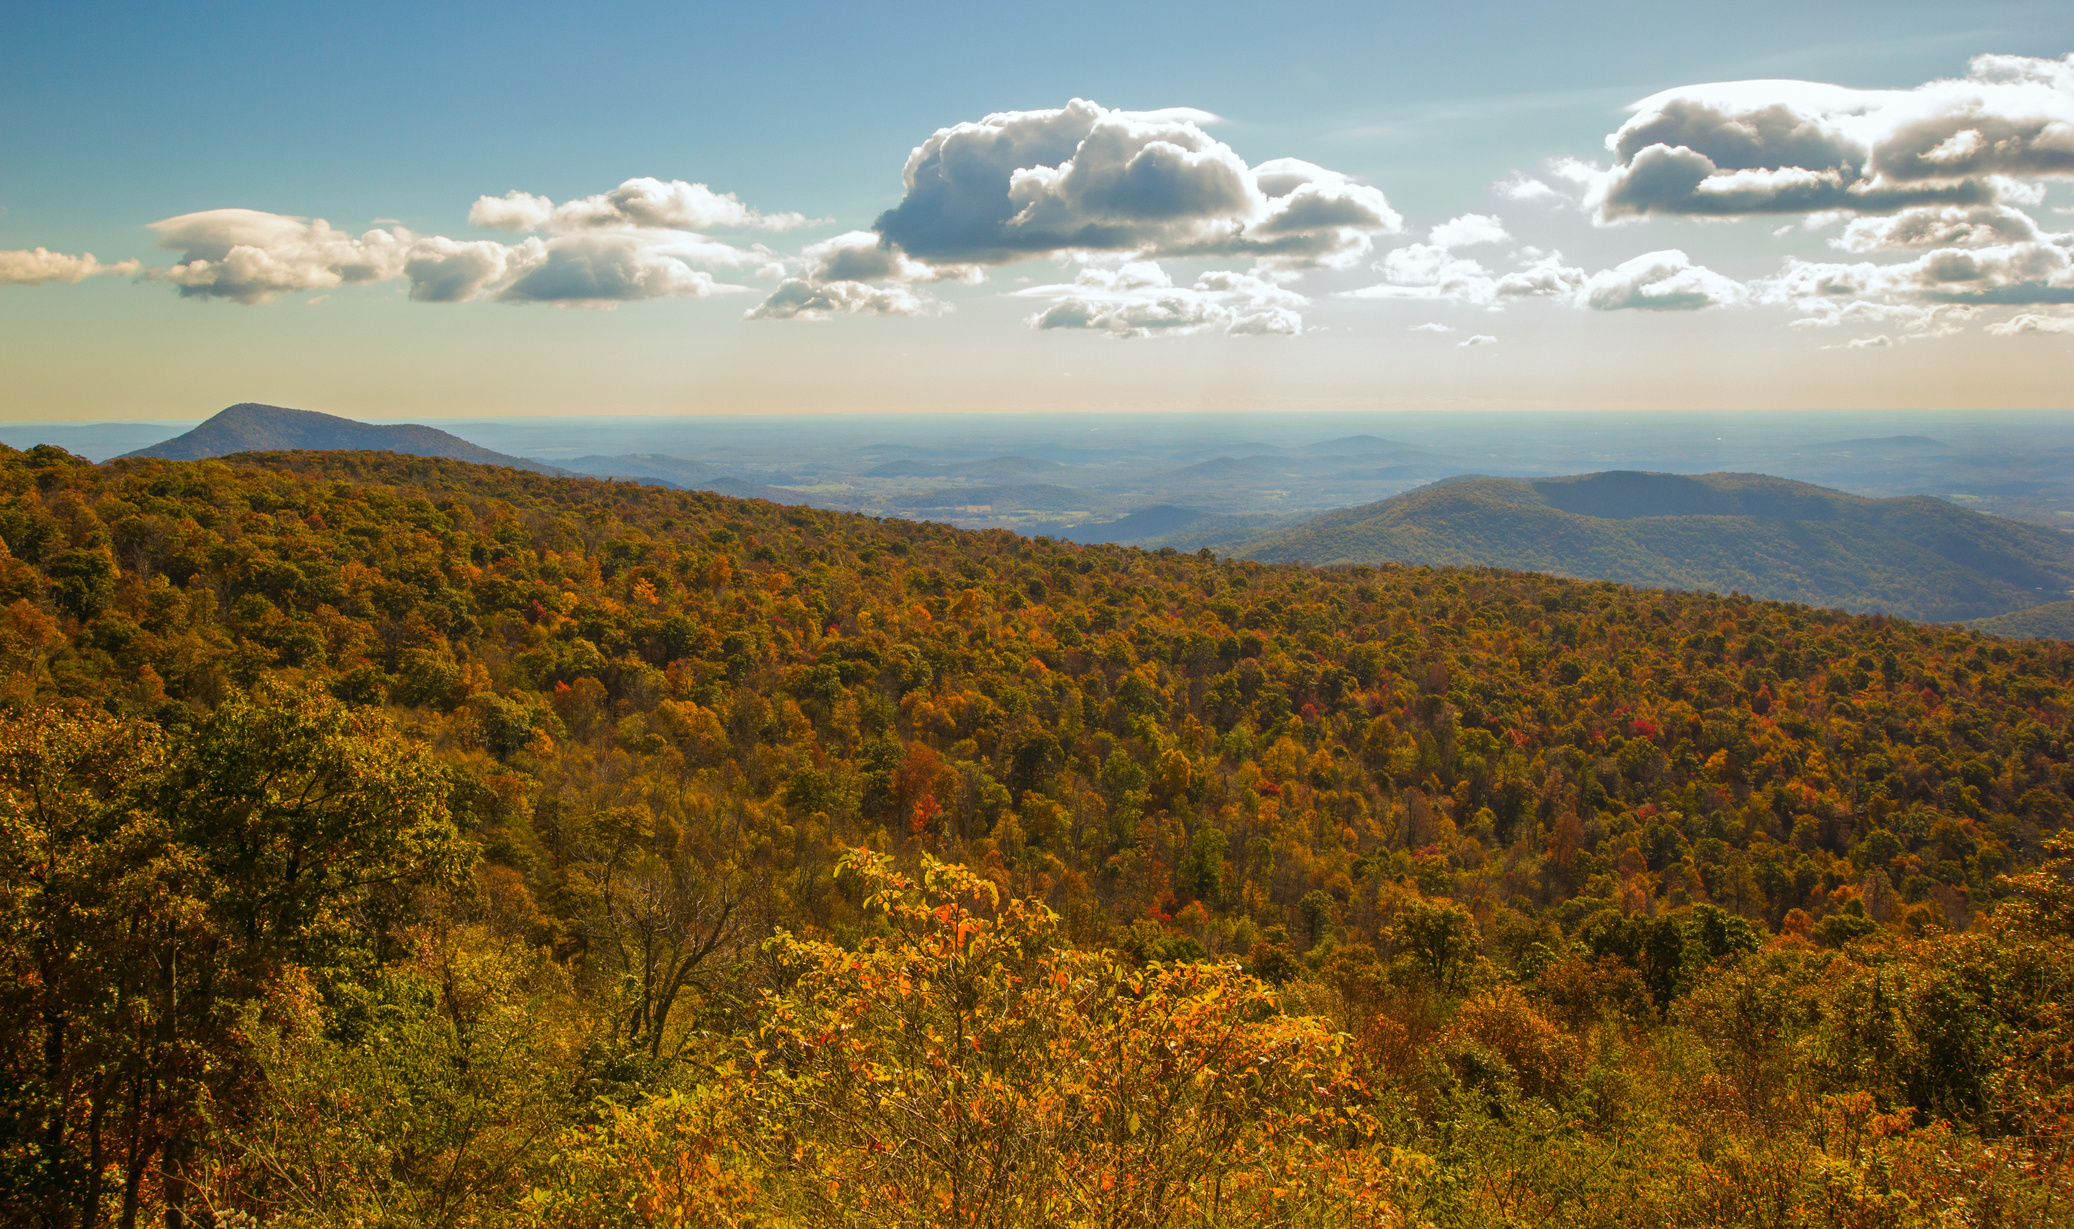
[3,0,2073,421]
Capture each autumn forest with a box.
[3,442,2071,1228]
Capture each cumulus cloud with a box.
[1458,334,1498,346]
[140,184,777,307]
[1832,204,2043,252]
[1986,310,2074,334]
[871,99,1401,271]
[1344,247,1586,306]
[402,236,543,303]
[0,247,141,286]
[1578,249,1748,311]
[1495,173,1560,202]
[1012,261,1306,337]
[469,178,812,233]
[1580,53,2074,223]
[797,230,983,285]
[492,233,747,304]
[1760,236,2074,314]
[1410,321,1454,333]
[1429,213,1510,247]
[743,230,982,320]
[746,277,934,320]
[149,209,411,303]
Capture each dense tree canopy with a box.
[2,441,2071,1226]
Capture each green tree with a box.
[1389,897,1480,994]
[0,683,466,1228]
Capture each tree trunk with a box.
[40,1006,69,1229]
[118,1074,149,1229]
[80,1078,108,1229]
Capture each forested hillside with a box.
[1970,599,2074,641]
[4,442,2073,1226]
[1246,471,2074,622]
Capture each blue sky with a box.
[4,1,2072,419]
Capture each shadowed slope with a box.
[1246,471,2074,622]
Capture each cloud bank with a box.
[468,178,814,234]
[1012,262,1306,337]
[12,57,2071,346]
[150,210,411,303]
[0,248,141,286]
[1585,54,2074,224]
[144,176,783,307]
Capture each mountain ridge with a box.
[117,403,570,476]
[1242,470,2074,623]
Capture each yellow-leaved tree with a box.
[529,849,1440,1229]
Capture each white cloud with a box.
[797,230,984,285]
[745,278,934,320]
[149,209,411,303]
[1580,53,2074,223]
[1831,204,2044,252]
[402,236,543,303]
[493,232,747,305]
[1342,247,1585,305]
[1459,334,1498,346]
[1782,297,1977,335]
[0,248,141,286]
[1012,261,1306,337]
[743,230,984,320]
[1844,334,1892,348]
[871,99,1401,271]
[1382,242,1490,287]
[1760,238,2074,310]
[1986,310,2074,334]
[1429,213,1510,247]
[1495,173,1560,202]
[1578,249,1747,311]
[143,190,771,306]
[469,178,812,233]
[1410,321,1454,333]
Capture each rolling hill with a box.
[1244,470,2074,622]
[117,403,569,475]
[1969,601,2074,640]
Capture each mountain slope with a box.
[1245,471,2074,622]
[118,403,568,475]
[1969,601,2074,640]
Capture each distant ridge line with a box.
[116,403,571,476]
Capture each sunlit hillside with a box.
[3,443,2071,1224]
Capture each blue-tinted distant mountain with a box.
[904,484,1104,513]
[1158,455,1303,482]
[701,476,806,503]
[1817,436,1951,451]
[1300,435,1415,454]
[1245,470,2074,623]
[562,454,729,485]
[559,454,811,502]
[1053,505,1253,546]
[0,422,186,462]
[865,456,1066,481]
[117,404,569,475]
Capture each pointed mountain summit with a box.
[117,403,568,475]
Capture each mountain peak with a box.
[116,403,565,475]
